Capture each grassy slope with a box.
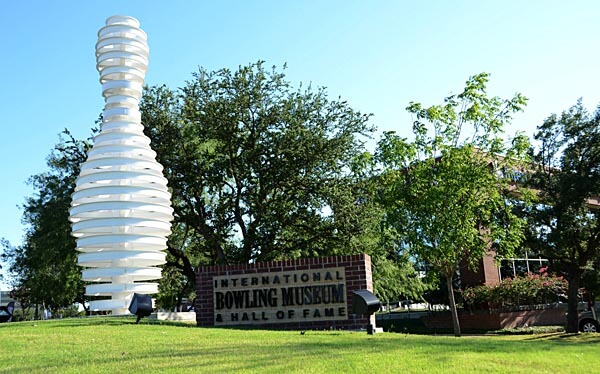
[1,318,599,373]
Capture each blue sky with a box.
[1,1,599,285]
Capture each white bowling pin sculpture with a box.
[70,16,173,315]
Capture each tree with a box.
[140,61,387,298]
[376,73,529,336]
[1,130,90,315]
[3,62,429,311]
[581,259,600,311]
[346,152,432,303]
[526,101,600,332]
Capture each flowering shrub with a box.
[461,273,567,311]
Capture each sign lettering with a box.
[213,267,347,325]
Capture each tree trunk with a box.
[166,245,197,287]
[566,274,581,333]
[446,274,461,337]
[176,293,183,312]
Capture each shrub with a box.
[461,272,567,311]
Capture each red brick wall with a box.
[195,254,373,330]
[423,308,566,330]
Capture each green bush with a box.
[461,273,567,310]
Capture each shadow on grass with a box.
[3,319,600,372]
[46,316,137,328]
[15,331,600,372]
[523,332,600,344]
[0,316,197,329]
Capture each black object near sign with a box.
[0,301,14,323]
[129,293,153,324]
[352,289,380,334]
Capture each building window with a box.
[499,252,548,280]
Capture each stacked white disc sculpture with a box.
[70,15,173,315]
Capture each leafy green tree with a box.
[140,62,389,296]
[526,101,600,332]
[582,260,599,310]
[2,61,429,311]
[371,251,431,304]
[346,152,432,303]
[155,258,194,311]
[376,73,529,336]
[1,130,90,315]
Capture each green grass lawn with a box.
[1,318,599,373]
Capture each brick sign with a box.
[196,254,373,330]
[213,267,347,325]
